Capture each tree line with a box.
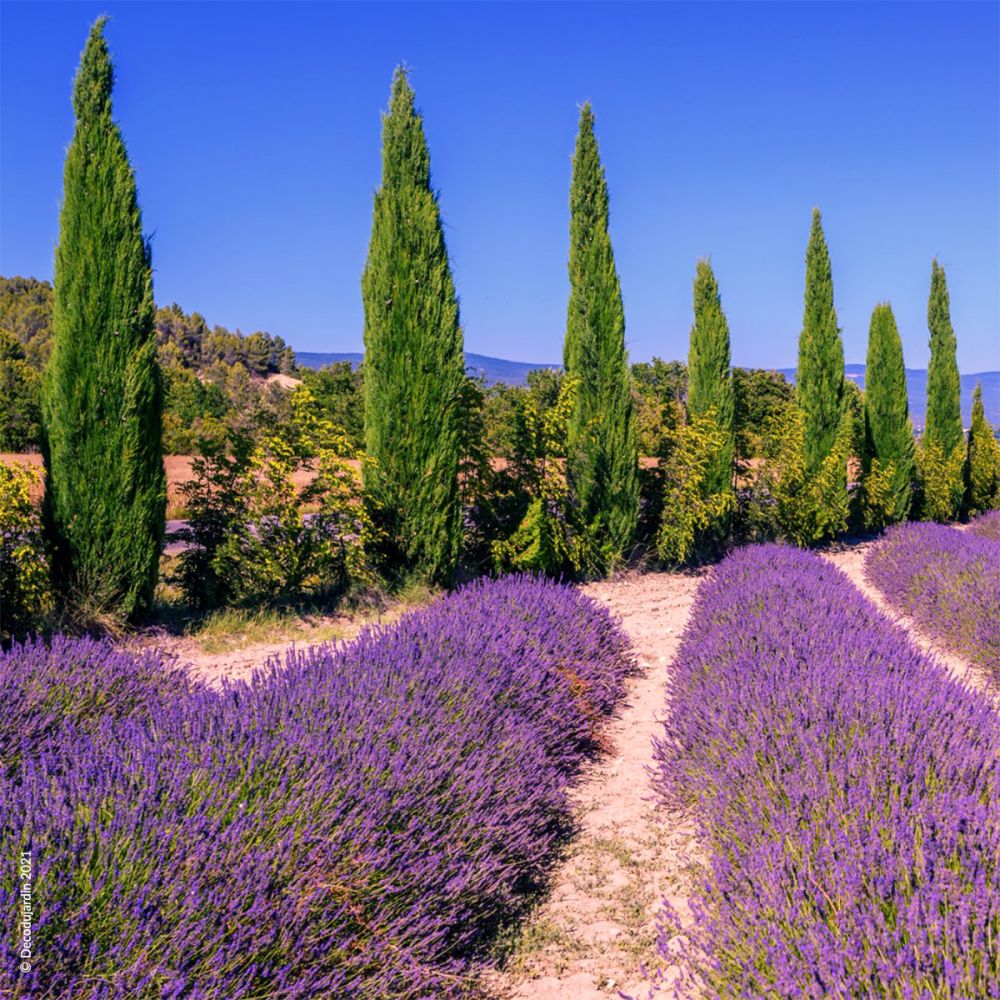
[2,20,998,638]
[0,277,793,466]
[0,277,296,454]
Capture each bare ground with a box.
[486,570,707,1000]
[147,615,357,687]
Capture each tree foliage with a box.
[917,439,966,524]
[491,375,584,576]
[655,405,735,566]
[0,276,53,369]
[299,361,364,450]
[686,260,734,544]
[0,332,41,451]
[631,358,687,457]
[797,209,845,474]
[563,103,638,569]
[0,462,54,644]
[170,389,375,612]
[925,260,963,457]
[921,261,964,521]
[965,382,1000,516]
[732,367,793,461]
[41,19,165,621]
[862,303,915,523]
[361,68,465,585]
[761,400,852,546]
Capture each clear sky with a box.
[2,1,998,370]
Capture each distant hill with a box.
[295,351,556,387]
[778,365,999,431]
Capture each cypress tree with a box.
[687,258,735,506]
[797,208,845,474]
[965,383,1000,515]
[563,103,638,566]
[41,18,164,619]
[925,260,963,456]
[361,67,464,584]
[863,303,915,522]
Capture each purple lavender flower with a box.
[651,544,1000,998]
[866,521,1000,680]
[1,575,633,997]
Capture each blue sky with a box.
[1,1,998,370]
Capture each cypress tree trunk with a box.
[687,259,735,509]
[965,383,1000,515]
[563,103,638,568]
[361,68,464,585]
[925,260,963,455]
[41,18,164,620]
[863,303,915,521]
[797,209,845,474]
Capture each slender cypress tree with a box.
[797,209,845,474]
[563,103,638,566]
[41,18,164,619]
[925,260,963,456]
[687,259,735,505]
[361,67,464,584]
[965,383,1000,515]
[862,303,915,521]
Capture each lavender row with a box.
[968,508,1000,542]
[1,575,633,997]
[652,545,999,998]
[866,520,1000,681]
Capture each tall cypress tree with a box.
[42,18,164,619]
[925,260,963,456]
[687,259,735,505]
[563,103,638,566]
[797,208,845,474]
[361,67,464,584]
[863,303,915,522]
[965,383,1000,515]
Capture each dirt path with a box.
[489,570,705,1000]
[823,539,996,704]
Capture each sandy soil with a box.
[822,537,997,703]
[487,570,706,1000]
[147,619,352,688]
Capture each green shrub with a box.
[965,383,1000,516]
[854,457,897,532]
[916,438,966,523]
[655,405,735,566]
[759,401,851,547]
[172,389,377,611]
[0,462,53,643]
[492,375,589,576]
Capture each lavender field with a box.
[1,577,633,996]
[652,545,1000,997]
[866,518,1000,682]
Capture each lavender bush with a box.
[1,575,632,997]
[866,520,1000,680]
[969,508,1000,542]
[0,635,196,775]
[652,545,999,997]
